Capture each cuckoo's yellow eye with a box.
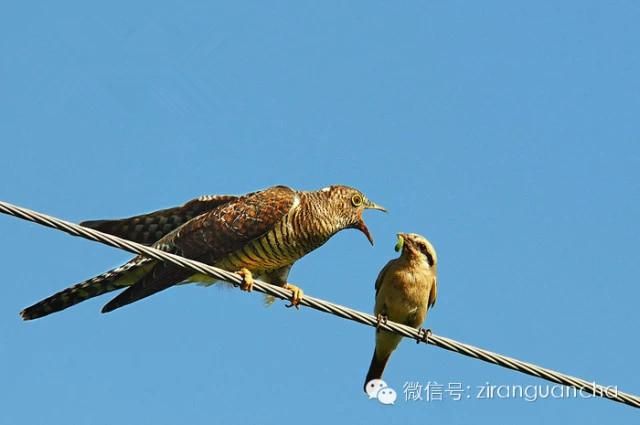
[351,194,363,207]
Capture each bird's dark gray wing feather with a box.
[80,194,242,245]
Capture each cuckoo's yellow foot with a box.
[20,185,385,320]
[283,283,304,309]
[364,233,438,391]
[236,268,254,292]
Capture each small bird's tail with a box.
[363,349,392,392]
[20,259,154,320]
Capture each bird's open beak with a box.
[355,200,386,245]
[355,215,374,245]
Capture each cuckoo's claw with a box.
[376,313,388,329]
[236,268,254,292]
[284,283,304,309]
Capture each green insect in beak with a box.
[394,234,405,252]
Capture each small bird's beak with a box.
[365,200,387,212]
[394,233,405,252]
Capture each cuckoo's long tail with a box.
[20,259,154,320]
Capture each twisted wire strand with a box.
[1,199,638,409]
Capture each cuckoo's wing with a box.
[80,194,243,245]
[101,185,297,313]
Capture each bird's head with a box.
[319,185,386,245]
[395,233,437,267]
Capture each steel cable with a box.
[1,199,637,409]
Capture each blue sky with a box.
[1,1,639,423]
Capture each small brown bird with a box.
[20,185,385,320]
[364,233,438,391]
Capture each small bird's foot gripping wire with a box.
[376,314,388,330]
[236,268,254,292]
[284,283,303,309]
[417,328,432,344]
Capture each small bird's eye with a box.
[351,194,363,207]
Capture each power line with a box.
[1,199,638,409]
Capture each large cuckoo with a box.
[364,233,438,391]
[21,185,385,320]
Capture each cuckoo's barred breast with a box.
[216,203,334,274]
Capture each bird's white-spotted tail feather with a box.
[20,258,156,320]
